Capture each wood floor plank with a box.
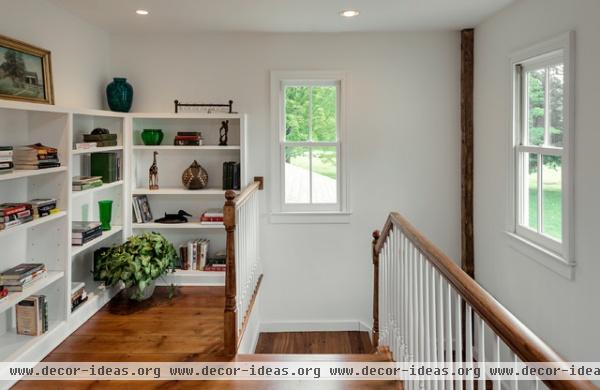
[13,287,400,390]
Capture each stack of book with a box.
[13,144,60,170]
[222,161,240,190]
[82,131,118,147]
[0,263,47,292]
[178,239,209,271]
[72,221,102,246]
[72,176,103,191]
[132,195,153,223]
[174,131,202,146]
[0,146,14,174]
[200,208,224,225]
[204,251,226,272]
[28,198,58,218]
[0,203,34,231]
[90,152,120,183]
[71,282,88,312]
[16,295,48,336]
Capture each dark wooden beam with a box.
[461,28,475,278]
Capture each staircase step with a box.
[235,353,393,362]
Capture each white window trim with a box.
[269,71,350,224]
[506,31,575,279]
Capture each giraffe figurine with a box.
[149,151,159,190]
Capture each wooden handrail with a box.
[223,177,264,356]
[373,212,596,390]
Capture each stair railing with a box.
[223,177,264,355]
[372,212,595,390]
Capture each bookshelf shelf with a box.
[132,145,240,151]
[132,222,225,230]
[71,226,123,257]
[71,180,124,199]
[0,211,67,239]
[71,146,124,155]
[0,320,67,362]
[0,166,67,182]
[0,272,64,315]
[132,188,233,196]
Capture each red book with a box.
[0,203,32,217]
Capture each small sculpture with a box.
[182,160,208,190]
[149,151,159,190]
[219,120,229,146]
[91,128,110,135]
[155,210,192,224]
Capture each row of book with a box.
[71,282,88,312]
[72,221,102,246]
[0,199,58,231]
[16,295,49,336]
[13,143,61,170]
[0,146,13,174]
[177,240,226,272]
[72,175,103,191]
[174,131,202,146]
[0,263,47,292]
[222,161,241,190]
[179,239,209,271]
[132,195,153,223]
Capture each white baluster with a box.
[455,292,463,390]
[437,272,445,390]
[430,265,439,390]
[493,335,501,390]
[477,315,486,390]
[424,261,431,388]
[466,304,474,390]
[445,281,453,390]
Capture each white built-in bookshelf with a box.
[0,100,246,376]
[127,113,246,286]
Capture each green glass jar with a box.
[141,129,164,145]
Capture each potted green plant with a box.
[93,232,177,301]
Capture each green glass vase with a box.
[98,200,113,231]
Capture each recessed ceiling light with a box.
[340,10,360,18]
[136,9,149,15]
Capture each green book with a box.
[90,153,117,183]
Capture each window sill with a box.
[504,232,575,280]
[270,212,352,224]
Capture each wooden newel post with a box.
[223,190,237,355]
[371,230,380,351]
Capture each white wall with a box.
[474,0,600,361]
[1,0,110,108]
[110,32,461,328]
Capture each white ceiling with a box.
[49,0,515,33]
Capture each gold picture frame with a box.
[0,34,54,105]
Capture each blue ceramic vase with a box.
[106,77,133,112]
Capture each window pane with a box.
[311,147,337,204]
[523,153,539,231]
[284,146,310,203]
[542,155,562,241]
[285,86,309,141]
[311,86,337,142]
[527,68,546,146]
[549,64,564,147]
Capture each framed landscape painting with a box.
[0,34,54,104]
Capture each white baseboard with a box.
[259,320,373,333]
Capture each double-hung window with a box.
[270,71,348,221]
[510,32,574,270]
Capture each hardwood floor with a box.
[13,287,401,390]
[255,331,373,354]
